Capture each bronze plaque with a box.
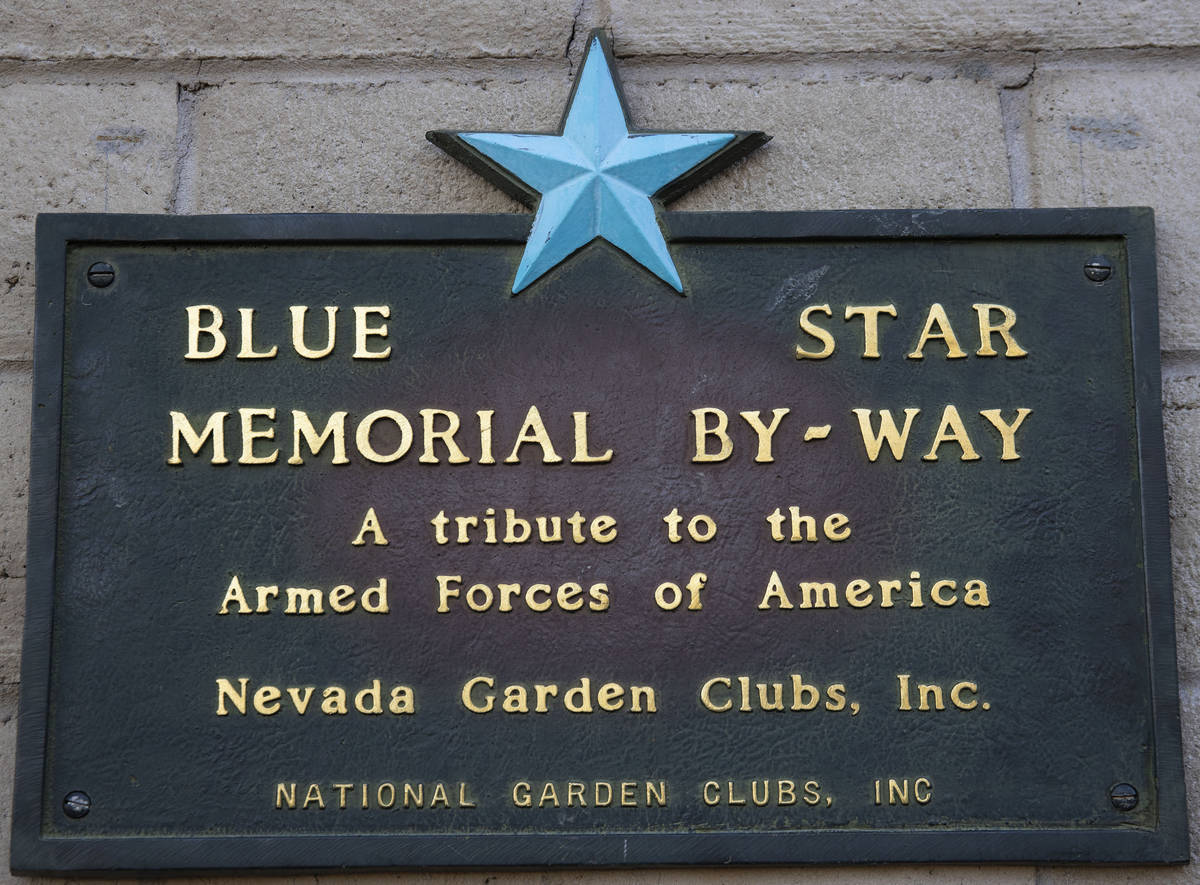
[11,209,1187,871]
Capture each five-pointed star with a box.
[428,31,768,294]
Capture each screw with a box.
[86,262,114,288]
[1084,257,1112,283]
[63,791,91,819]
[1109,783,1138,812]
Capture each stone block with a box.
[0,368,30,581]
[193,73,1011,215]
[1027,67,1200,351]
[625,73,1011,211]
[191,77,572,213]
[1,0,578,60]
[0,578,21,685]
[1165,372,1200,681]
[609,1,1200,56]
[0,82,177,361]
[0,680,17,885]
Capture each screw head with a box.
[1109,782,1138,812]
[86,261,115,288]
[63,791,91,819]
[1084,257,1112,283]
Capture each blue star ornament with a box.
[428,31,769,294]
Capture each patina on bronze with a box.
[11,209,1186,872]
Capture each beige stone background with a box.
[2,0,1200,882]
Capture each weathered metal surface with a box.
[11,209,1186,871]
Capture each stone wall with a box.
[2,2,1198,882]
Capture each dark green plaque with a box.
[11,209,1187,871]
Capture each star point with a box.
[428,30,769,294]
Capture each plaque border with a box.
[11,208,1187,872]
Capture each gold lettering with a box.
[597,682,624,711]
[951,681,978,710]
[377,783,396,809]
[354,680,383,714]
[185,305,225,359]
[256,585,279,612]
[796,304,834,358]
[321,686,348,715]
[352,306,391,358]
[461,676,494,713]
[285,587,323,614]
[351,507,389,546]
[739,408,790,462]
[388,685,415,714]
[563,678,593,713]
[799,581,838,608]
[908,303,967,359]
[845,304,897,358]
[420,409,470,464]
[288,410,348,465]
[757,571,794,610]
[825,513,851,540]
[356,409,413,463]
[980,407,1032,460]
[218,576,251,614]
[502,685,527,713]
[477,410,496,464]
[852,407,920,461]
[533,683,559,712]
[845,578,873,607]
[290,305,338,359]
[691,407,732,462]
[253,685,282,715]
[592,515,617,543]
[964,579,990,606]
[505,406,563,463]
[919,683,945,711]
[924,579,954,607]
[287,687,313,714]
[571,411,613,463]
[238,407,279,465]
[922,405,981,461]
[168,410,230,465]
[700,677,732,712]
[972,303,1027,357]
[629,685,656,712]
[237,308,278,359]
[362,579,389,613]
[216,677,249,715]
